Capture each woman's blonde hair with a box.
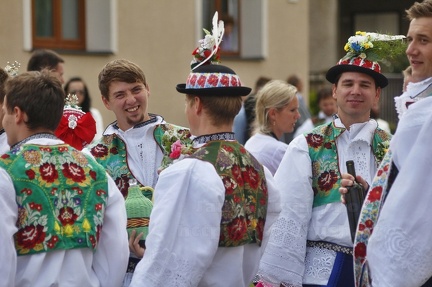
[253,80,297,135]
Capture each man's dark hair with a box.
[4,71,65,131]
[27,49,65,71]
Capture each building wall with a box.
[0,0,309,128]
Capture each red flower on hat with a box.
[208,74,219,86]
[231,76,238,87]
[197,75,207,87]
[189,74,197,86]
[220,75,230,86]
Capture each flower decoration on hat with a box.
[190,11,225,70]
[4,61,21,77]
[54,93,96,150]
[326,31,406,88]
[342,31,406,63]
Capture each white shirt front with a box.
[0,138,129,287]
[0,130,8,155]
[102,115,166,188]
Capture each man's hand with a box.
[129,230,145,258]
[339,173,369,204]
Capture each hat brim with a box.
[176,84,251,97]
[326,64,388,88]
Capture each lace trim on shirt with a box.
[192,132,235,145]
[304,246,336,284]
[10,133,58,152]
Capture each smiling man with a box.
[86,59,191,286]
[256,32,398,287]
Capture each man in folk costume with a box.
[129,12,281,287]
[256,31,406,287]
[0,71,128,287]
[339,1,432,286]
[85,59,192,285]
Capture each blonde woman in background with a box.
[245,80,300,175]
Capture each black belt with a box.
[307,240,353,256]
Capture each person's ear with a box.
[14,106,27,125]
[101,96,111,110]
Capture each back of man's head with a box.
[27,49,64,71]
[5,71,65,131]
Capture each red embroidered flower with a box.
[259,197,266,206]
[40,163,58,183]
[109,147,118,154]
[354,242,367,260]
[89,235,97,248]
[231,164,243,187]
[96,189,106,196]
[317,170,338,191]
[324,142,332,149]
[115,174,130,197]
[16,224,46,250]
[358,223,365,231]
[72,187,83,195]
[89,170,97,181]
[233,195,241,203]
[90,144,109,158]
[47,235,59,249]
[239,146,246,154]
[306,134,324,149]
[231,76,238,86]
[1,154,10,159]
[365,219,374,228]
[26,169,36,180]
[223,145,234,152]
[227,217,247,241]
[21,188,32,195]
[208,74,219,86]
[95,203,103,211]
[58,207,78,225]
[220,75,230,86]
[51,187,58,195]
[243,166,260,189]
[62,163,86,183]
[189,74,198,86]
[367,186,382,202]
[222,176,237,195]
[29,202,42,211]
[197,75,207,87]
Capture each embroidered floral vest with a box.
[189,141,268,247]
[0,144,108,256]
[306,122,391,208]
[89,124,191,199]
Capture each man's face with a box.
[102,81,150,131]
[333,72,380,124]
[406,17,432,82]
[52,62,65,85]
[319,97,337,117]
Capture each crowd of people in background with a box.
[1,1,432,286]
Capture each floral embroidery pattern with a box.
[0,144,108,255]
[155,124,193,173]
[353,150,393,287]
[190,141,268,247]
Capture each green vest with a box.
[0,144,108,256]
[189,141,268,247]
[306,122,391,207]
[88,123,191,199]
